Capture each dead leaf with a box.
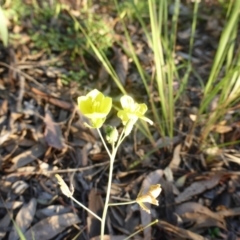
[0,201,23,209]
[163,166,174,182]
[12,180,29,195]
[175,174,188,188]
[217,206,240,218]
[24,213,80,240]
[159,178,176,224]
[212,124,232,133]
[36,205,72,219]
[157,220,207,240]
[180,212,226,231]
[88,189,104,238]
[0,99,8,115]
[8,143,47,171]
[0,212,12,239]
[90,235,127,240]
[44,109,65,150]
[169,144,182,170]
[224,153,240,164]
[0,131,11,145]
[9,198,37,240]
[175,173,223,203]
[176,202,222,220]
[31,87,73,110]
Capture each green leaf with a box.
[0,6,8,47]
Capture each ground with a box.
[0,0,240,240]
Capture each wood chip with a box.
[44,109,65,150]
[24,213,80,240]
[8,143,47,171]
[175,173,223,203]
[9,198,37,240]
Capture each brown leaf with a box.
[8,143,47,171]
[90,235,128,240]
[0,99,8,116]
[0,201,23,209]
[217,206,240,218]
[159,179,176,224]
[157,220,208,240]
[88,189,104,238]
[169,144,182,170]
[24,213,80,240]
[176,202,223,221]
[212,124,232,133]
[44,109,65,150]
[181,212,226,231]
[176,202,226,230]
[175,173,223,203]
[36,205,72,219]
[9,198,37,240]
[0,131,11,145]
[31,87,73,110]
[0,213,12,239]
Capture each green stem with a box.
[71,196,102,222]
[124,219,159,240]
[99,128,127,238]
[97,128,111,158]
[100,150,117,239]
[108,200,136,206]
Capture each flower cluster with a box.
[77,89,153,131]
[57,89,160,238]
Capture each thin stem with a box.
[117,127,126,146]
[108,200,136,206]
[97,128,111,158]
[71,196,102,222]
[124,219,159,240]
[100,149,117,239]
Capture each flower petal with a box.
[118,95,152,127]
[140,116,154,125]
[77,89,112,128]
[138,202,150,214]
[120,95,135,110]
[149,184,162,198]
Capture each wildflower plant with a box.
[56,89,161,239]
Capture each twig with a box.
[16,75,25,112]
[11,161,113,176]
[0,61,45,89]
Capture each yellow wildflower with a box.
[117,95,153,126]
[77,89,112,128]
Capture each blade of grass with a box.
[0,6,8,47]
[175,1,199,101]
[204,0,240,96]
[66,9,126,95]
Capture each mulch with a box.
[1,1,240,240]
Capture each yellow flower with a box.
[77,89,112,128]
[117,96,153,126]
[136,184,161,214]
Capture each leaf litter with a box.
[0,1,240,240]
